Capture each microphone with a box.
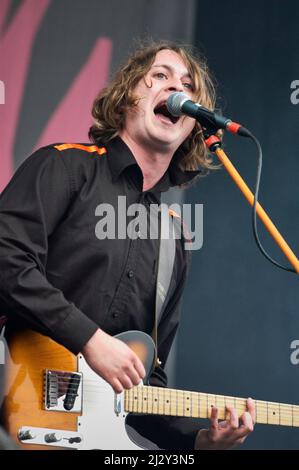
[166,92,250,137]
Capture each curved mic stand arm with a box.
[204,130,299,274]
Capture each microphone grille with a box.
[166,92,189,117]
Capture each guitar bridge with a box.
[44,369,82,413]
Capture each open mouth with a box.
[153,103,179,125]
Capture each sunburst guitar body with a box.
[3,329,299,449]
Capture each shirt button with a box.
[127,270,134,279]
[112,312,119,318]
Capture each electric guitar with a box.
[3,329,299,449]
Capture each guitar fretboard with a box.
[124,386,299,426]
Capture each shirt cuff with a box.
[50,305,99,355]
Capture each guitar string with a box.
[51,379,299,413]
[52,376,296,415]
[60,389,289,413]
[56,386,299,415]
[48,385,299,416]
[73,399,298,422]
[55,396,296,419]
[52,378,299,414]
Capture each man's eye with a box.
[154,72,167,80]
[183,83,193,90]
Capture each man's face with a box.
[121,49,196,153]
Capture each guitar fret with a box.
[216,395,225,420]
[291,406,294,426]
[224,396,235,410]
[164,388,171,416]
[159,388,164,415]
[267,402,280,425]
[135,388,140,413]
[133,388,138,413]
[195,392,200,418]
[207,393,216,419]
[198,392,201,418]
[153,386,158,414]
[181,389,185,416]
[140,387,143,413]
[279,403,291,426]
[138,386,142,413]
[145,387,149,414]
[185,391,191,417]
[154,387,159,415]
[143,386,147,414]
[148,386,153,414]
[170,389,176,416]
[198,392,207,418]
[190,392,193,417]
[294,405,299,426]
[256,400,267,424]
[127,389,131,412]
[189,392,193,416]
[178,390,184,416]
[137,387,142,413]
[124,389,127,411]
[206,393,210,419]
[279,402,281,426]
[191,392,198,418]
[235,398,247,416]
[129,389,133,412]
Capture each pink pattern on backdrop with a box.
[0,0,11,32]
[36,37,112,149]
[0,1,112,192]
[0,0,51,192]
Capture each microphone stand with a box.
[203,129,299,274]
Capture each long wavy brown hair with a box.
[89,41,217,172]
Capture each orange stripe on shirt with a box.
[168,208,192,242]
[54,144,107,156]
[168,208,181,219]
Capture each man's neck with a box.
[119,133,173,192]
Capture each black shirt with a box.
[0,136,201,449]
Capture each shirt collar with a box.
[105,136,201,192]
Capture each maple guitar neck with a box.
[125,386,299,427]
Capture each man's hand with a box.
[82,328,146,394]
[195,398,255,450]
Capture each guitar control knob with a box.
[44,432,62,443]
[18,429,36,441]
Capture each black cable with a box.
[247,131,296,273]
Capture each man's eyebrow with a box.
[151,64,192,79]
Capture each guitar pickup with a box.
[64,373,81,411]
[44,369,82,413]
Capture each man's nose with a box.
[166,77,184,92]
